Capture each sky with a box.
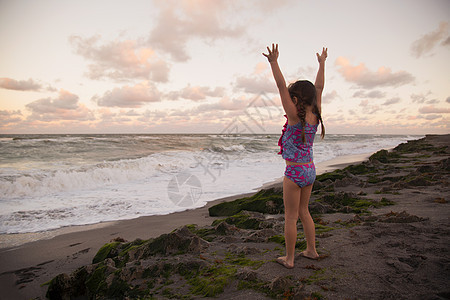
[0,0,449,135]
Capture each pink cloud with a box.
[167,85,225,101]
[148,0,245,62]
[353,90,386,98]
[70,35,169,82]
[0,110,23,128]
[0,78,41,91]
[26,90,94,121]
[234,74,278,94]
[418,105,450,114]
[335,57,414,89]
[94,81,161,108]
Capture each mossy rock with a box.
[208,188,283,217]
[186,224,217,241]
[315,169,346,182]
[188,263,237,297]
[316,192,391,213]
[85,265,108,296]
[92,242,121,264]
[211,211,262,230]
[369,149,400,163]
[393,138,437,153]
[142,228,194,257]
[343,163,375,175]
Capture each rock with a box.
[405,176,432,187]
[379,211,428,223]
[309,201,333,214]
[214,220,239,235]
[268,276,294,294]
[417,165,435,173]
[142,226,209,257]
[208,188,283,216]
[439,158,450,171]
[334,176,360,188]
[46,274,72,300]
[236,268,258,281]
[228,245,260,255]
[188,236,209,254]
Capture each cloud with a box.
[418,105,450,114]
[0,78,42,91]
[167,85,225,101]
[26,90,94,121]
[353,90,386,98]
[410,92,437,104]
[148,0,245,62]
[70,35,170,82]
[335,57,415,89]
[419,114,442,120]
[411,22,449,58]
[196,96,248,112]
[383,97,401,105]
[359,100,369,107]
[0,110,23,127]
[323,90,339,103]
[93,81,161,108]
[447,97,450,104]
[234,75,277,94]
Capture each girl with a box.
[263,44,327,269]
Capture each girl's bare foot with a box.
[276,256,294,269]
[297,251,320,260]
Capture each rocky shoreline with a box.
[44,134,450,299]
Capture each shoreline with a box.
[0,152,372,251]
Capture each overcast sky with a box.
[1,0,449,134]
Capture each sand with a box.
[0,135,448,299]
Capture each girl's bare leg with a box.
[278,176,301,267]
[298,184,319,258]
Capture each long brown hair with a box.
[288,80,325,143]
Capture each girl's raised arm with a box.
[263,44,298,122]
[314,47,327,114]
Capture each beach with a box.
[1,134,449,299]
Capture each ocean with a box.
[0,133,420,234]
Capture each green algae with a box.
[268,234,307,250]
[208,188,283,217]
[343,163,376,175]
[85,265,108,296]
[316,192,393,213]
[211,211,262,230]
[393,138,438,153]
[369,149,400,163]
[315,223,336,234]
[92,242,120,264]
[188,263,237,297]
[315,169,345,182]
[225,252,264,269]
[185,224,217,241]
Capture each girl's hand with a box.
[316,47,328,64]
[263,43,279,62]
